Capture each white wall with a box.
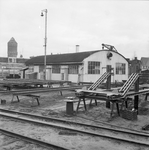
[83,50,128,82]
[34,66,39,72]
[78,65,84,82]
[61,66,68,81]
[34,66,40,79]
[46,68,51,80]
[51,74,61,80]
[68,74,79,83]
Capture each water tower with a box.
[7,37,18,58]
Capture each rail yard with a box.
[1,1,149,149]
[0,77,149,150]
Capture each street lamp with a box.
[41,9,48,80]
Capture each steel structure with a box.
[102,43,117,52]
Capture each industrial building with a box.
[0,37,28,78]
[25,45,129,83]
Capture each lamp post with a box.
[41,9,47,80]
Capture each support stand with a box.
[134,77,139,113]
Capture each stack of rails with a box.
[88,72,110,90]
[0,79,71,89]
[118,73,139,98]
[0,85,84,105]
[76,73,141,100]
[75,73,149,116]
[75,72,112,111]
[76,72,111,99]
[0,85,83,96]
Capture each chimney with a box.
[76,45,79,53]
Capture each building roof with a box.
[0,57,28,63]
[0,57,8,63]
[16,58,29,63]
[8,37,17,43]
[141,57,149,71]
[141,57,149,67]
[25,50,99,66]
[25,49,128,66]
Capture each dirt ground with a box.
[0,89,149,150]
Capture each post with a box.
[106,65,111,108]
[41,9,48,80]
[106,65,111,89]
[134,77,139,113]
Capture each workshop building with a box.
[25,48,129,83]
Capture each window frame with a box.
[68,65,78,74]
[115,63,126,75]
[88,61,100,74]
[52,65,61,74]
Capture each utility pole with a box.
[41,9,48,80]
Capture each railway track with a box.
[0,128,68,150]
[0,108,149,148]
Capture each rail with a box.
[0,109,149,148]
[119,73,139,97]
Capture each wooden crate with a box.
[1,99,6,105]
[121,109,137,120]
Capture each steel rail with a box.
[0,128,69,150]
[88,72,110,90]
[0,109,149,147]
[0,108,148,135]
[0,85,83,95]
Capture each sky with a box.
[0,0,149,59]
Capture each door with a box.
[61,73,64,80]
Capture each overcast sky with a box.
[0,0,149,59]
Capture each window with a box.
[68,65,78,74]
[8,58,16,63]
[39,66,44,72]
[52,65,60,73]
[13,58,16,63]
[88,61,100,74]
[116,63,126,74]
[9,58,12,63]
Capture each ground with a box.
[0,89,149,150]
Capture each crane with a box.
[102,43,117,52]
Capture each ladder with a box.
[88,72,111,90]
[119,73,139,97]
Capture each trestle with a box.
[76,98,87,111]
